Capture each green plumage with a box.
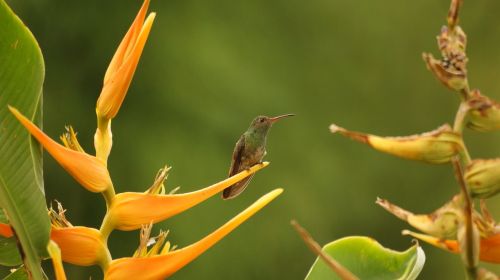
[223,114,294,199]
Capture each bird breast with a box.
[243,146,266,166]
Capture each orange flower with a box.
[0,223,13,238]
[49,202,111,267]
[103,162,269,232]
[96,0,155,120]
[403,230,500,264]
[9,106,113,193]
[51,226,109,267]
[104,189,283,279]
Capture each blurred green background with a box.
[5,0,500,279]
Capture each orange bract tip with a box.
[9,106,113,193]
[96,0,155,120]
[104,188,283,279]
[106,162,270,231]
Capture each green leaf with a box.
[305,236,425,280]
[0,0,50,278]
[0,210,21,266]
[0,237,21,267]
[2,267,28,280]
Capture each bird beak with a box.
[270,114,295,123]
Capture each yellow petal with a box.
[104,188,283,280]
[51,226,110,267]
[47,240,67,280]
[9,106,113,193]
[106,162,269,231]
[97,0,155,120]
[330,123,463,164]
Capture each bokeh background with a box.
[5,0,500,278]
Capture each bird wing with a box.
[223,135,253,199]
[228,135,245,177]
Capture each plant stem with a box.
[453,101,472,165]
[453,102,469,134]
[452,159,478,279]
[102,187,115,210]
[291,220,359,280]
[447,0,463,30]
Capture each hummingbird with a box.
[222,114,294,199]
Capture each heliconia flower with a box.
[403,230,500,264]
[47,240,67,280]
[376,196,462,239]
[49,202,111,267]
[104,188,283,280]
[0,223,13,238]
[96,0,155,121]
[377,196,495,240]
[329,123,463,164]
[103,162,269,232]
[51,226,109,267]
[9,106,113,193]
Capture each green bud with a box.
[467,90,500,132]
[465,159,500,198]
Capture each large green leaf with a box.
[305,236,425,280]
[0,0,50,278]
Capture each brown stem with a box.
[291,220,359,280]
[452,159,478,279]
[448,0,463,30]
